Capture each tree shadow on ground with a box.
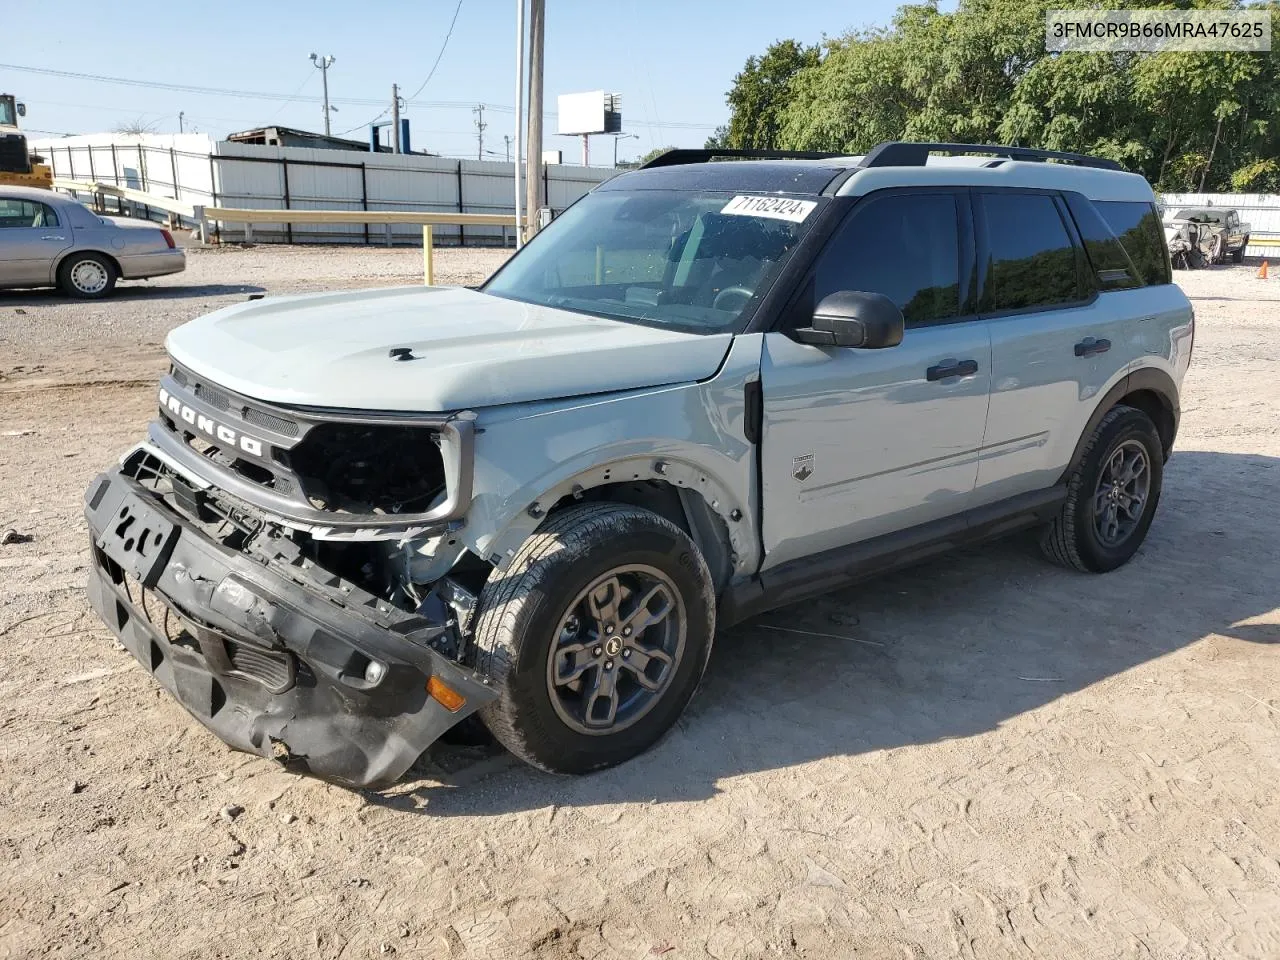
[361,450,1279,816]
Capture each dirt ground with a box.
[1,245,1278,960]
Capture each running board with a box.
[719,485,1067,627]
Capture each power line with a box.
[0,60,721,130]
[404,0,465,101]
[339,1,464,141]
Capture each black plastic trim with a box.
[719,485,1068,627]
[1059,367,1180,476]
[640,148,844,169]
[862,141,1124,171]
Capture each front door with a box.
[758,190,992,570]
[0,197,69,285]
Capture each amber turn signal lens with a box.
[427,676,466,712]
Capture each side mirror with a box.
[16,102,26,118]
[791,291,904,349]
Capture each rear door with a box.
[0,198,70,285]
[758,190,992,569]
[974,190,1129,504]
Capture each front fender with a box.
[461,335,765,580]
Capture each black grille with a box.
[194,383,230,410]
[225,641,295,692]
[243,407,300,437]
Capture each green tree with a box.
[721,0,1280,192]
[724,39,820,149]
[636,145,679,166]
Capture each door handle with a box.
[41,235,66,241]
[1074,337,1111,357]
[926,358,979,381]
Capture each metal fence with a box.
[36,135,615,247]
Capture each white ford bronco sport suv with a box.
[84,142,1193,787]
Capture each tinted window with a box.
[980,193,1079,312]
[807,193,961,328]
[0,199,58,229]
[1063,193,1141,291]
[1097,201,1171,286]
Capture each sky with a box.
[1,0,934,164]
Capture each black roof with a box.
[601,160,849,196]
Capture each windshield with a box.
[0,99,14,126]
[483,189,822,334]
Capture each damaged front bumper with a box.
[83,464,496,789]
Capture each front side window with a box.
[803,193,961,328]
[0,199,58,229]
[979,193,1080,312]
[483,189,820,334]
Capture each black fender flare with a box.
[1060,367,1180,482]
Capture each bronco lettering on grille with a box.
[159,387,264,457]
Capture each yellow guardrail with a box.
[54,179,515,283]
[196,207,516,285]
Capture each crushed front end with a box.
[83,364,496,788]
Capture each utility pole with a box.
[514,0,525,247]
[524,0,545,236]
[310,53,336,136]
[473,105,487,161]
[178,111,184,134]
[504,134,512,162]
[391,83,401,154]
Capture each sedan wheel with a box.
[57,253,117,299]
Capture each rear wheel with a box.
[1231,236,1249,264]
[472,503,715,774]
[1041,405,1164,573]
[57,252,117,299]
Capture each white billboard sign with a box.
[558,91,606,136]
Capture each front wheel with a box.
[1041,405,1164,573]
[472,503,715,774]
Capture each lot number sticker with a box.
[721,195,817,223]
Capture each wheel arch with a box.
[1061,367,1180,481]
[55,247,122,281]
[469,455,752,597]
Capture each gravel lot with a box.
[1,245,1278,959]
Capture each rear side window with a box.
[978,193,1080,312]
[1063,193,1142,291]
[806,193,961,328]
[1096,201,1171,286]
[0,199,59,228]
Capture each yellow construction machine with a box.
[0,94,54,189]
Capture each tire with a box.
[1209,233,1225,265]
[1232,236,1248,264]
[472,503,716,774]
[1041,405,1164,573]
[57,252,117,299]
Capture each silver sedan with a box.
[0,185,185,298]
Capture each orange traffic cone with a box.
[1258,260,1269,279]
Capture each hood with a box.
[165,286,734,412]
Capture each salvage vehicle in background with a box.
[83,142,1193,788]
[0,185,185,297]
[1163,206,1250,268]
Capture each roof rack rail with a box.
[861,141,1123,171]
[639,148,843,169]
